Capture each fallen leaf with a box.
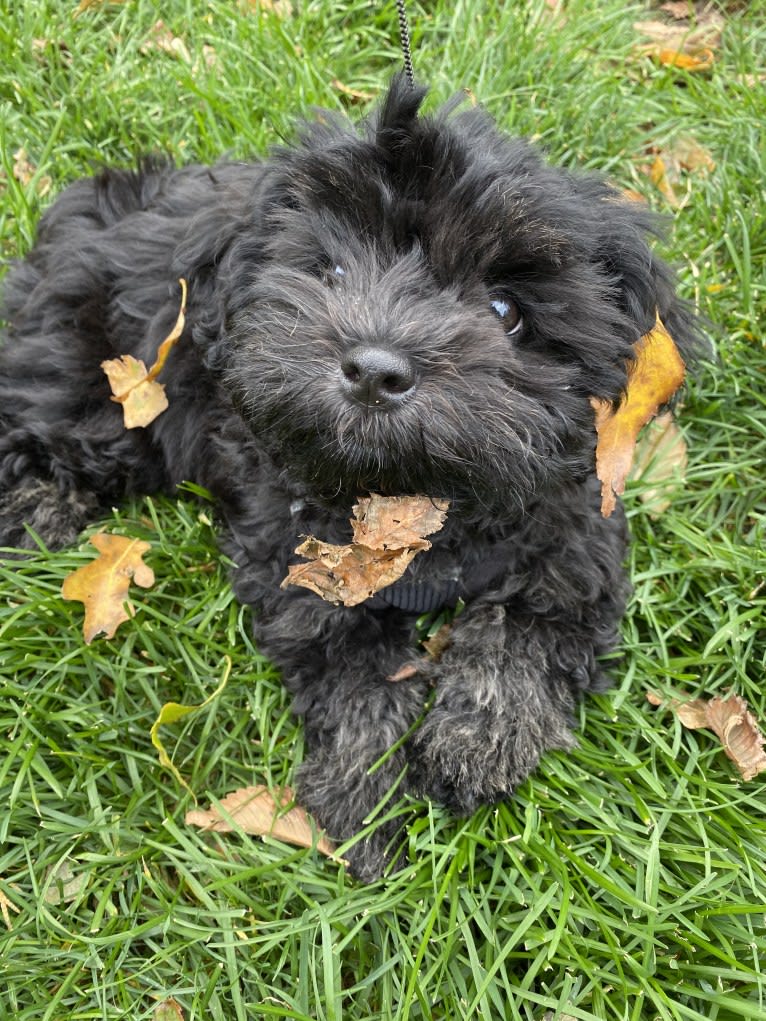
[102,278,186,428]
[150,657,231,798]
[242,0,293,16]
[641,135,714,207]
[61,533,154,643]
[11,147,52,197]
[186,785,342,861]
[649,155,680,207]
[634,14,723,52]
[43,860,87,905]
[592,315,686,517]
[140,20,192,63]
[647,691,766,781]
[153,999,185,1021]
[633,12,722,71]
[281,494,449,606]
[332,79,375,102]
[630,410,688,516]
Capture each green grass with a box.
[1,0,765,1018]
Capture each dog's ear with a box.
[580,177,705,373]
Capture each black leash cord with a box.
[396,0,415,86]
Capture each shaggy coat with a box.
[0,77,700,879]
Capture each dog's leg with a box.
[409,570,626,815]
[225,533,430,880]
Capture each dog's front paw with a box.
[409,703,576,816]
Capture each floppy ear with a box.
[582,178,705,371]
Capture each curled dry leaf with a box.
[630,410,688,517]
[592,315,685,517]
[61,533,154,643]
[153,999,185,1021]
[140,20,192,63]
[186,785,342,862]
[647,691,766,781]
[634,13,723,69]
[102,278,186,428]
[282,494,449,606]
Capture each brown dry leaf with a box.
[140,20,192,63]
[153,1000,185,1021]
[592,315,686,517]
[242,0,293,16]
[282,494,449,606]
[649,155,680,207]
[185,785,342,861]
[61,533,155,643]
[634,13,723,51]
[102,278,186,428]
[630,410,688,516]
[76,0,128,11]
[332,79,375,103]
[647,691,766,781]
[642,135,714,207]
[11,147,52,197]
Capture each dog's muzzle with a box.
[339,346,416,408]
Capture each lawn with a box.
[1,1,765,1019]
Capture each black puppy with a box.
[0,77,700,879]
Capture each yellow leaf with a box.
[61,533,154,643]
[592,315,685,517]
[149,657,231,798]
[102,279,186,429]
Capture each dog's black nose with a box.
[339,346,416,407]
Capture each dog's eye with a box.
[490,297,523,337]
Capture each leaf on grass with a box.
[642,136,715,207]
[630,410,688,517]
[153,999,185,1021]
[332,79,375,102]
[140,20,192,63]
[186,785,341,861]
[102,278,186,428]
[43,860,87,905]
[281,494,449,606]
[150,657,231,798]
[647,691,766,781]
[11,147,52,197]
[61,533,154,643]
[633,13,723,70]
[592,314,685,517]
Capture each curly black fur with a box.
[0,76,702,880]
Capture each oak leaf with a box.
[592,315,685,517]
[102,278,186,428]
[281,494,449,606]
[61,533,154,643]
[647,691,766,781]
[185,785,342,862]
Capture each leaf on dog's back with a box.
[592,315,685,517]
[102,278,186,428]
[185,785,342,862]
[647,691,766,781]
[281,494,449,606]
[61,533,154,643]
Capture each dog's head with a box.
[207,76,700,520]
